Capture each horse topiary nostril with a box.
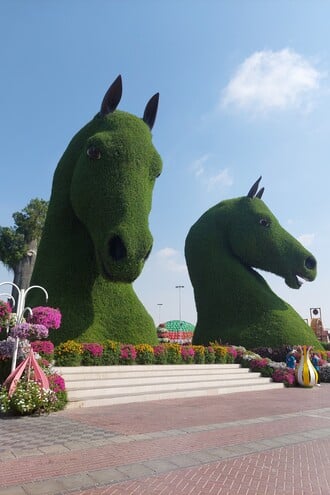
[109,236,127,261]
[305,256,316,270]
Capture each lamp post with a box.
[157,303,163,325]
[175,285,184,328]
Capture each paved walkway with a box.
[1,385,330,494]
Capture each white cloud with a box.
[206,169,233,191]
[190,155,233,192]
[297,233,315,247]
[156,247,187,272]
[222,49,321,113]
[191,154,210,178]
[157,247,178,258]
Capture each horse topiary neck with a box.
[185,196,320,349]
[30,79,161,346]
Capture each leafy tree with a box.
[0,199,48,294]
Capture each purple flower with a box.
[10,323,49,340]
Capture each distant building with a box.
[310,318,329,343]
[157,320,195,344]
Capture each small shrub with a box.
[135,344,154,364]
[164,344,182,364]
[193,346,205,364]
[319,365,330,383]
[0,301,11,332]
[153,345,167,364]
[120,344,137,365]
[102,340,121,365]
[181,345,195,364]
[31,340,55,360]
[204,346,215,364]
[81,343,104,366]
[212,345,228,364]
[0,379,60,415]
[54,340,83,366]
[272,367,296,387]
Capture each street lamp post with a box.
[175,285,184,327]
[157,303,163,324]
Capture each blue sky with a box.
[0,1,329,329]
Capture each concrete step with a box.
[55,364,283,409]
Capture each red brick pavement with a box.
[1,386,330,494]
[61,386,330,434]
[69,439,330,495]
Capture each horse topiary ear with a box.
[100,75,123,116]
[256,187,265,199]
[143,93,159,130]
[247,176,262,198]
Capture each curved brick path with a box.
[1,385,330,495]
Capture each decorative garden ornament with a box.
[185,177,319,348]
[295,345,318,387]
[30,76,162,345]
[3,347,49,397]
[0,282,48,371]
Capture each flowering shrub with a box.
[226,346,238,363]
[10,323,49,340]
[204,346,215,364]
[212,345,228,364]
[120,344,137,365]
[31,340,54,359]
[252,346,292,363]
[0,380,54,415]
[272,367,296,387]
[193,345,205,364]
[0,338,30,383]
[81,343,104,366]
[153,345,167,364]
[181,345,195,364]
[54,340,83,366]
[0,301,11,331]
[48,372,66,393]
[28,306,61,330]
[102,340,121,365]
[164,343,182,364]
[319,365,330,383]
[135,344,154,364]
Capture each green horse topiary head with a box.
[30,76,162,345]
[185,177,320,349]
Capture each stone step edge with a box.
[66,374,269,392]
[62,370,252,385]
[65,382,284,408]
[55,364,241,373]
[67,377,275,398]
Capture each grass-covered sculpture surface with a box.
[185,177,320,349]
[30,76,162,345]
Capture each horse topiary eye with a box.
[87,146,102,160]
[259,218,270,227]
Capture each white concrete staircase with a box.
[55,364,284,409]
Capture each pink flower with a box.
[28,307,62,330]
[31,340,54,356]
[83,343,104,357]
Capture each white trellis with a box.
[0,282,48,372]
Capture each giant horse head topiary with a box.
[185,177,320,348]
[30,76,162,345]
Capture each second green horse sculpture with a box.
[185,177,320,348]
[30,76,162,345]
